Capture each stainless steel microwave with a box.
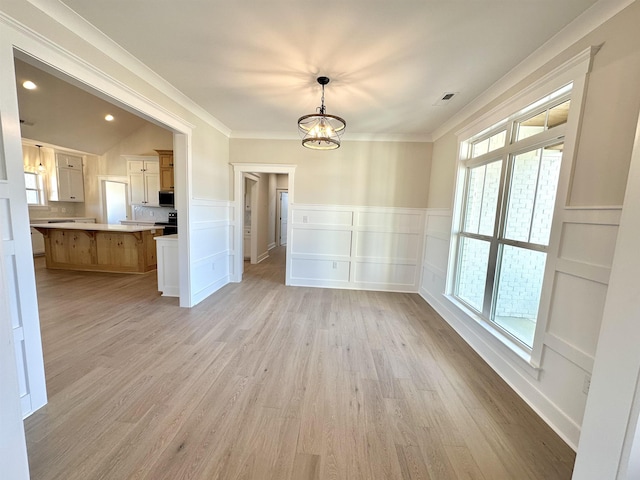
[158,190,174,207]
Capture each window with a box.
[453,86,571,349]
[25,171,45,206]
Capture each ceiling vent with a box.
[433,92,458,106]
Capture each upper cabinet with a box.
[50,152,84,202]
[156,149,174,191]
[127,157,159,206]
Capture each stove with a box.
[155,211,177,235]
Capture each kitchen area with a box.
[26,144,179,296]
[18,57,180,296]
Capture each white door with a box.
[279,191,289,246]
[105,181,128,224]
[0,49,47,421]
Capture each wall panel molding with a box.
[289,204,426,292]
[189,199,232,305]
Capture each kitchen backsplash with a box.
[132,205,175,222]
[29,202,82,218]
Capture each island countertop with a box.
[31,222,163,233]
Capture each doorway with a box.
[103,180,128,224]
[5,48,193,427]
[232,164,295,284]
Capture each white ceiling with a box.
[24,0,602,146]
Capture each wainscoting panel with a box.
[542,207,622,373]
[290,258,350,284]
[353,261,417,286]
[290,228,352,257]
[190,199,232,305]
[292,208,353,226]
[355,231,420,261]
[289,204,425,292]
[420,208,452,299]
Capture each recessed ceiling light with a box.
[105,114,114,122]
[23,80,37,90]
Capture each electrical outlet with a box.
[583,374,591,394]
[61,207,66,213]
[303,215,308,223]
[332,261,337,269]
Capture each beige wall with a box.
[426,132,457,208]
[276,174,288,189]
[231,139,432,208]
[428,1,640,210]
[192,122,229,200]
[102,123,173,176]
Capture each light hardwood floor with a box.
[25,247,575,479]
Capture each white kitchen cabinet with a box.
[50,153,85,202]
[127,158,159,206]
[57,168,84,202]
[55,153,82,170]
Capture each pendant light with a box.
[297,76,346,150]
[36,145,45,172]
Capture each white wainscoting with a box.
[289,204,425,292]
[418,206,621,450]
[190,199,232,305]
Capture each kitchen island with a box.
[31,222,164,273]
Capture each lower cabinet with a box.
[155,235,179,297]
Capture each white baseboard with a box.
[192,275,230,306]
[256,251,269,264]
[268,242,276,250]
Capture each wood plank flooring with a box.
[25,247,575,479]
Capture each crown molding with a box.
[431,0,635,141]
[24,0,231,137]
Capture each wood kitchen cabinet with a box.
[127,157,159,206]
[50,153,85,202]
[156,149,174,191]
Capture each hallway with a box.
[25,250,574,479]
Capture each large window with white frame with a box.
[453,84,572,349]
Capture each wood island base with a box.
[33,223,164,274]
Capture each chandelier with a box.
[297,76,346,150]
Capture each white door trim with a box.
[232,164,295,284]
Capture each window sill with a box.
[443,294,541,380]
